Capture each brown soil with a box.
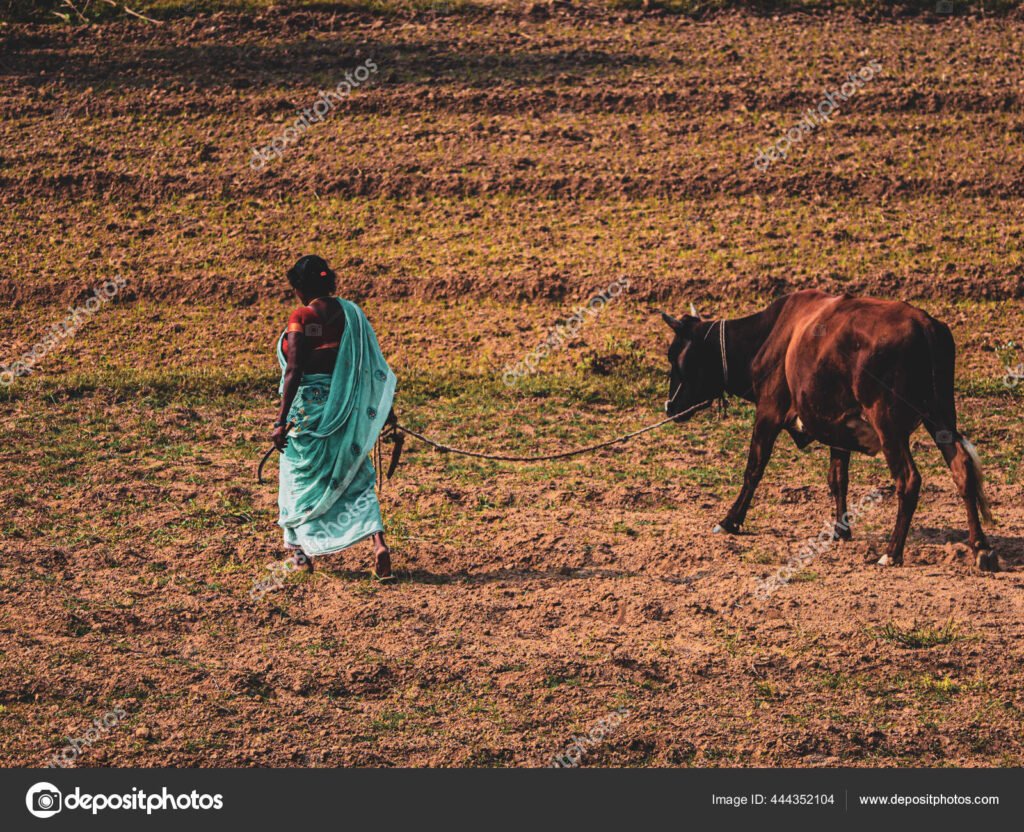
[1,7,1023,768]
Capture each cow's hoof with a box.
[832,523,852,542]
[876,554,900,567]
[977,550,1000,572]
[713,520,741,535]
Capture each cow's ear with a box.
[660,311,685,333]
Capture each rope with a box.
[719,319,729,388]
[257,420,294,485]
[258,402,711,484]
[393,400,710,463]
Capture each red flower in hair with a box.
[320,271,327,277]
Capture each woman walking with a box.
[272,255,397,580]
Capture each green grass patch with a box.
[915,674,961,702]
[1,0,482,23]
[7,0,1019,24]
[609,0,1019,15]
[0,367,278,407]
[875,619,960,649]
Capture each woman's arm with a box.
[272,331,307,450]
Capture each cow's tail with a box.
[960,436,994,525]
[922,317,993,526]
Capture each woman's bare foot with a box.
[373,547,394,581]
[370,533,394,582]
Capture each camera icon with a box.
[26,783,62,818]
[304,323,323,337]
[935,430,954,445]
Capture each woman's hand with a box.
[272,423,290,451]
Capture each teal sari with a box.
[277,299,396,555]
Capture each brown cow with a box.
[662,290,996,571]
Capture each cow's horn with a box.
[659,310,683,331]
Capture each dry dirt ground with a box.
[1,5,1023,767]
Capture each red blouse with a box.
[284,301,344,357]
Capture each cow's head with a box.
[661,307,720,420]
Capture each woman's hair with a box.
[287,255,337,297]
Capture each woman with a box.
[272,255,397,581]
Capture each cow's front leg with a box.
[714,415,781,534]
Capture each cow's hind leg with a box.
[874,424,921,566]
[828,448,852,541]
[926,426,996,571]
[715,415,781,534]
